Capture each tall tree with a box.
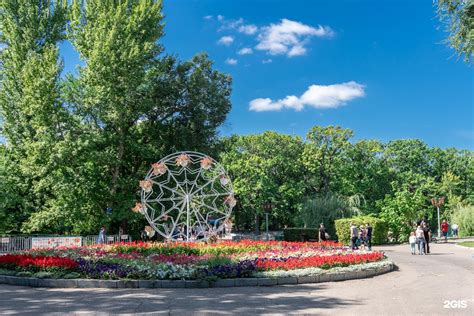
[384,139,431,176]
[1,0,232,234]
[341,140,392,213]
[0,0,69,232]
[302,126,353,194]
[220,132,305,230]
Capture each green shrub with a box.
[33,271,54,279]
[0,268,17,276]
[335,216,388,245]
[451,205,474,237]
[283,228,319,241]
[16,271,33,277]
[63,272,82,279]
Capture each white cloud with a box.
[238,24,258,35]
[218,17,243,31]
[225,58,238,65]
[249,81,365,112]
[203,15,213,20]
[216,16,257,35]
[256,19,334,57]
[262,59,273,64]
[217,36,234,46]
[237,47,253,55]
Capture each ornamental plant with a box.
[0,241,386,280]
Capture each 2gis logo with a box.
[443,300,467,309]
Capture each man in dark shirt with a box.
[422,222,431,253]
[366,223,373,251]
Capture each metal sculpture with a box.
[133,152,235,241]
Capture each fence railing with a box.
[0,236,32,253]
[0,234,132,253]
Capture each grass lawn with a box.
[457,241,474,248]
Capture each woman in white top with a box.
[415,226,425,255]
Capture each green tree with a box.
[296,193,357,238]
[220,132,305,230]
[435,0,474,63]
[302,126,353,194]
[1,0,232,235]
[379,186,427,242]
[0,145,27,233]
[341,140,392,213]
[0,0,69,233]
[430,147,474,204]
[384,139,431,176]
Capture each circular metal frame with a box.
[136,151,235,241]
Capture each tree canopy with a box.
[0,0,231,235]
[435,0,474,63]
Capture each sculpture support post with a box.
[186,194,190,241]
[265,212,269,241]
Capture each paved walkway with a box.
[0,242,472,315]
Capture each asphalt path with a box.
[0,241,472,315]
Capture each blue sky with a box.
[61,0,473,150]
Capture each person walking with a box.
[451,223,459,237]
[422,222,431,254]
[359,225,367,250]
[415,225,425,255]
[409,232,417,255]
[441,220,449,242]
[350,223,359,250]
[366,223,373,251]
[97,226,106,244]
[319,223,327,242]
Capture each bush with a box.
[0,268,17,276]
[283,228,319,241]
[33,271,54,279]
[335,216,388,245]
[63,272,82,279]
[451,205,474,237]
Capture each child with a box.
[409,232,416,255]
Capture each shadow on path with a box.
[0,284,361,315]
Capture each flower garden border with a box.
[0,260,394,288]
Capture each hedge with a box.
[335,216,388,246]
[283,228,319,242]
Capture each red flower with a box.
[0,254,78,270]
[255,252,385,270]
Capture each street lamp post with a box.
[431,197,445,239]
[262,201,273,241]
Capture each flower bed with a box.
[0,241,386,281]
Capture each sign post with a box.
[262,201,273,241]
[431,197,445,239]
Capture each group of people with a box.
[350,223,372,251]
[408,219,458,255]
[317,222,373,251]
[409,221,431,255]
[442,219,459,240]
